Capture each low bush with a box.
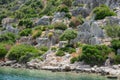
[38,46,48,52]
[93,5,116,20]
[60,29,77,43]
[65,13,72,19]
[70,57,78,64]
[0,45,7,59]
[62,0,73,7]
[56,50,65,56]
[19,28,32,36]
[105,25,120,38]
[54,22,67,30]
[0,32,17,43]
[18,19,33,28]
[114,55,120,64]
[111,39,120,52]
[32,30,42,39]
[6,44,40,63]
[79,45,112,66]
[57,4,69,12]
[60,47,76,54]
[51,47,57,51]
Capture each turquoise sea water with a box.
[0,67,116,80]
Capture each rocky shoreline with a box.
[0,60,120,79]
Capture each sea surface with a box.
[0,67,117,80]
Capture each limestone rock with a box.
[71,7,90,17]
[36,38,51,47]
[117,49,120,55]
[35,16,50,26]
[5,25,19,34]
[90,37,101,45]
[91,22,104,37]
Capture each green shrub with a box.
[18,19,33,28]
[0,32,17,43]
[65,13,72,19]
[111,40,120,52]
[105,25,120,38]
[56,50,65,56]
[32,30,42,39]
[54,22,67,30]
[0,14,7,25]
[6,44,40,62]
[79,45,112,66]
[114,55,120,64]
[60,29,77,43]
[70,57,78,64]
[19,28,32,36]
[51,47,57,51]
[38,46,48,52]
[57,4,69,12]
[34,26,46,31]
[0,45,7,58]
[47,25,54,29]
[60,47,76,54]
[62,0,73,7]
[93,5,116,20]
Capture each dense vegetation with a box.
[0,0,119,67]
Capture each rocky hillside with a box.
[0,0,120,69]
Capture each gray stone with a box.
[117,49,120,55]
[105,58,111,67]
[59,41,68,48]
[2,18,16,28]
[71,7,90,17]
[52,12,68,24]
[106,16,120,25]
[5,25,19,34]
[90,37,101,45]
[4,60,16,66]
[78,22,91,32]
[36,38,51,47]
[73,0,120,9]
[91,22,104,37]
[53,12,65,20]
[35,16,50,26]
[18,36,32,45]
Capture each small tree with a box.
[60,29,77,43]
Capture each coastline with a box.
[0,60,120,79]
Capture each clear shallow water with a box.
[0,67,115,80]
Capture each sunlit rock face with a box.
[73,0,120,9]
